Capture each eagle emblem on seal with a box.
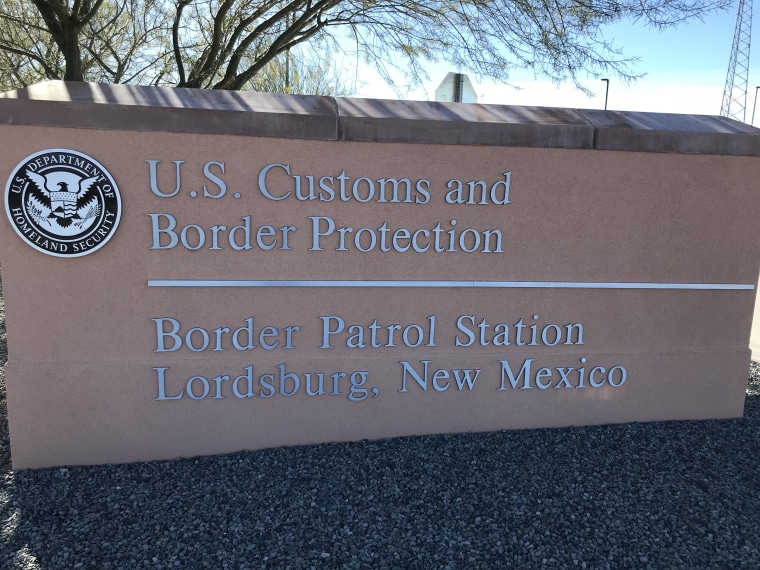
[25,170,101,230]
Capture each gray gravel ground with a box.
[0,277,759,569]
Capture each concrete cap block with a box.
[336,97,594,148]
[3,81,760,155]
[580,109,760,155]
[0,81,338,140]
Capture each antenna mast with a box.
[721,0,753,122]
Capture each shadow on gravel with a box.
[0,275,759,569]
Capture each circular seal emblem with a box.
[5,149,121,257]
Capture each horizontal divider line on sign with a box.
[147,280,756,290]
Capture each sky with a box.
[347,5,758,121]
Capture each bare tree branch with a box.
[0,40,61,78]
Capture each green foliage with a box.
[0,0,63,90]
[248,48,355,96]
[0,0,173,90]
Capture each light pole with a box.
[601,79,609,110]
[752,86,760,126]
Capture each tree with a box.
[0,0,171,91]
[0,0,731,93]
[249,46,355,96]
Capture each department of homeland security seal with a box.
[5,149,121,257]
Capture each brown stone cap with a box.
[2,80,760,155]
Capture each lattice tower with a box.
[721,0,753,122]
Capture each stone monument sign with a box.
[1,81,759,469]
